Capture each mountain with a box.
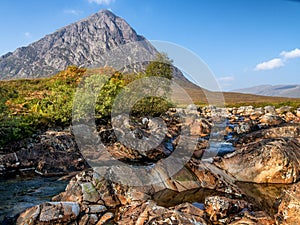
[0,10,298,105]
[0,10,157,79]
[232,84,300,98]
[0,9,209,102]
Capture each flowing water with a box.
[0,173,69,223]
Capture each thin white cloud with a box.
[280,48,300,59]
[254,58,284,71]
[254,47,300,71]
[64,9,83,15]
[24,32,32,38]
[217,76,235,82]
[87,0,115,5]
[217,76,235,90]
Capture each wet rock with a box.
[236,182,288,216]
[145,143,172,160]
[188,118,202,136]
[53,176,83,203]
[229,210,275,225]
[16,205,40,225]
[13,105,300,224]
[193,139,209,159]
[236,125,300,145]
[48,165,241,223]
[275,182,300,225]
[81,182,101,203]
[235,121,252,134]
[264,106,276,115]
[204,196,275,225]
[215,138,300,183]
[87,205,107,214]
[96,212,114,225]
[16,202,80,225]
[297,108,300,118]
[99,129,118,144]
[260,114,283,126]
[284,111,300,123]
[205,196,253,223]
[105,143,142,161]
[152,165,204,193]
[188,160,240,194]
[79,214,98,225]
[0,128,86,176]
[144,159,242,197]
[117,200,209,225]
[54,170,149,208]
[276,106,292,114]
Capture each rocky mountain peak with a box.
[0,10,157,79]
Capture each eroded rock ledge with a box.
[16,169,275,225]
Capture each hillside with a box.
[173,76,300,106]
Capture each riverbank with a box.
[0,173,69,224]
[1,105,300,224]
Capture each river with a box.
[0,173,69,223]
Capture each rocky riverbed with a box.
[1,105,300,224]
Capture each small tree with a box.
[132,53,174,116]
[145,53,173,80]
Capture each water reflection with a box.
[153,181,292,216]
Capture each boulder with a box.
[53,170,151,208]
[205,196,253,223]
[78,214,98,225]
[117,201,209,225]
[81,182,101,203]
[215,138,300,183]
[264,106,276,114]
[0,129,86,176]
[96,212,114,225]
[187,160,241,195]
[16,202,80,225]
[276,106,292,114]
[145,159,241,196]
[236,125,300,145]
[259,114,283,126]
[229,211,275,225]
[297,108,300,118]
[235,121,252,134]
[275,182,300,225]
[205,196,275,225]
[284,111,298,123]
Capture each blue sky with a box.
[0,0,299,90]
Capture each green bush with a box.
[0,53,176,147]
[0,66,86,147]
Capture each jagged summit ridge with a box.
[0,10,157,79]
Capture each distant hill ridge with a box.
[232,84,300,98]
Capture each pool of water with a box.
[153,182,291,216]
[153,187,233,208]
[0,173,69,223]
[236,182,291,215]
